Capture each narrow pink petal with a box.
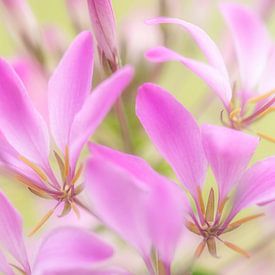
[0,58,49,167]
[136,83,207,198]
[221,3,270,90]
[146,46,231,107]
[48,31,93,152]
[0,191,30,273]
[87,0,118,64]
[258,45,275,93]
[201,125,258,201]
[34,227,113,273]
[229,157,275,220]
[85,156,151,257]
[70,65,134,167]
[0,251,14,275]
[146,17,228,75]
[88,143,186,265]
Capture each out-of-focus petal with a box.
[48,31,93,152]
[40,267,130,275]
[11,57,48,121]
[136,83,207,198]
[201,125,258,201]
[220,3,270,90]
[70,65,134,168]
[146,17,228,75]
[0,191,30,273]
[228,157,275,221]
[88,144,186,266]
[85,156,151,258]
[146,46,231,107]
[0,58,49,167]
[0,251,14,275]
[258,45,275,93]
[33,227,113,274]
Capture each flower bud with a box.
[87,0,119,71]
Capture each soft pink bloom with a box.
[0,31,133,227]
[145,3,275,130]
[0,191,124,275]
[87,0,119,69]
[136,82,275,257]
[85,143,187,274]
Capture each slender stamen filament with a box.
[188,188,261,258]
[248,89,275,104]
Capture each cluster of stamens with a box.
[220,89,275,143]
[14,146,85,235]
[186,188,263,258]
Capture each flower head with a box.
[0,190,121,275]
[85,142,187,274]
[145,3,275,135]
[0,31,133,233]
[136,83,275,258]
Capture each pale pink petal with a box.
[70,65,134,168]
[258,45,275,93]
[201,124,259,201]
[48,31,93,152]
[146,17,228,75]
[221,3,270,90]
[0,251,14,275]
[146,46,231,107]
[136,83,207,198]
[229,157,275,221]
[11,57,48,121]
[88,143,186,265]
[33,227,113,273]
[85,156,151,258]
[0,58,49,167]
[0,191,30,273]
[40,267,130,275]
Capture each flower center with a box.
[186,188,263,258]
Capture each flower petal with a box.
[229,157,275,221]
[220,3,270,90]
[136,83,207,197]
[33,227,113,274]
[85,154,151,258]
[11,57,48,121]
[48,31,94,152]
[88,143,186,265]
[0,58,49,168]
[0,191,30,273]
[146,46,231,107]
[146,17,228,75]
[70,65,134,168]
[258,45,275,93]
[201,124,258,201]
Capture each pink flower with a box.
[87,0,119,70]
[0,191,125,275]
[136,82,275,258]
[145,3,275,133]
[0,31,133,231]
[85,143,187,274]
